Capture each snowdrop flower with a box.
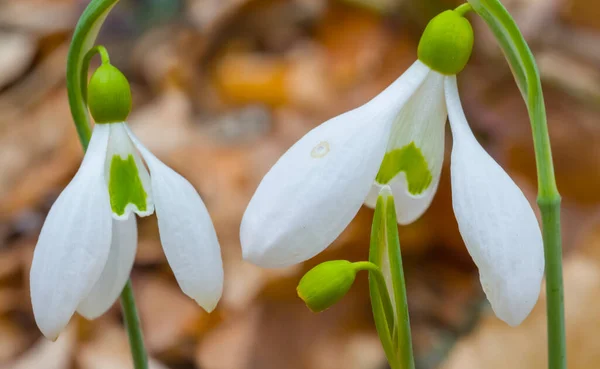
[240,10,544,326]
[30,62,224,340]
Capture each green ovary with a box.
[108,154,147,216]
[375,142,432,195]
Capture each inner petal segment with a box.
[375,142,432,195]
[105,122,154,219]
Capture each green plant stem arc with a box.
[66,0,119,150]
[353,261,395,327]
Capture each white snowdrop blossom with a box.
[240,10,544,326]
[30,63,224,340]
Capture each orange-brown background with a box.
[0,0,599,368]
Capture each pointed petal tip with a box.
[186,286,222,313]
[33,308,65,342]
[486,275,542,327]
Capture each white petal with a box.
[365,68,447,225]
[30,124,113,339]
[240,61,430,268]
[77,217,137,319]
[445,76,544,326]
[126,127,224,312]
[105,122,154,220]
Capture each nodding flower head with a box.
[30,60,224,340]
[240,9,543,327]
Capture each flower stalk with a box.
[66,1,149,367]
[121,281,148,369]
[466,1,565,368]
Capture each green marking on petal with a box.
[375,142,432,195]
[108,154,147,216]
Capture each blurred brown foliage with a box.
[0,0,598,368]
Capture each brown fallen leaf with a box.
[0,323,75,369]
[77,322,170,369]
[136,276,208,353]
[0,32,36,90]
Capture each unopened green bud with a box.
[417,10,474,75]
[297,260,358,312]
[88,63,132,123]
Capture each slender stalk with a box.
[353,261,396,328]
[121,281,149,369]
[466,1,565,368]
[67,1,149,368]
[454,3,473,16]
[540,198,565,368]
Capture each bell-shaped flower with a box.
[30,63,224,340]
[240,9,544,326]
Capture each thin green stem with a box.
[353,261,396,328]
[540,198,565,368]
[66,0,119,149]
[80,45,111,105]
[121,280,149,369]
[454,3,473,16]
[467,2,565,368]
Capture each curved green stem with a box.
[454,3,473,16]
[121,281,148,369]
[67,2,149,369]
[80,45,111,105]
[353,261,396,330]
[66,0,119,149]
[466,1,564,369]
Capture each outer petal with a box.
[240,61,430,268]
[77,217,137,319]
[445,76,544,326]
[126,127,224,312]
[365,68,447,225]
[30,124,112,339]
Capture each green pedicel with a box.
[108,154,147,216]
[375,142,432,195]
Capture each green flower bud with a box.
[297,260,358,312]
[417,10,474,75]
[87,63,132,124]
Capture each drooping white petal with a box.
[126,127,223,312]
[77,217,137,319]
[365,68,447,225]
[30,124,113,339]
[105,122,154,220]
[445,76,544,326]
[240,61,431,268]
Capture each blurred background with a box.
[0,0,599,368]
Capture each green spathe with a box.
[297,260,357,312]
[108,154,148,216]
[375,142,432,195]
[88,63,132,123]
[417,10,474,75]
